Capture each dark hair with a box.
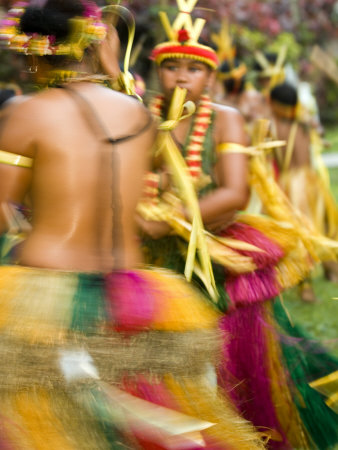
[253,52,278,72]
[0,89,16,108]
[20,0,85,42]
[270,82,298,107]
[219,59,245,94]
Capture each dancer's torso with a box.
[0,84,153,272]
[143,108,228,303]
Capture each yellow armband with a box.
[0,150,33,168]
[216,142,258,155]
[217,141,285,156]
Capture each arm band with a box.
[0,150,33,168]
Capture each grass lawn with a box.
[283,269,338,357]
[283,125,338,357]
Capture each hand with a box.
[136,215,172,240]
[205,212,236,234]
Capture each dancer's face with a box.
[157,58,214,103]
[238,89,270,123]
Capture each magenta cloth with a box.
[221,222,284,269]
[218,303,291,450]
[105,271,155,331]
[226,267,280,306]
[220,222,283,305]
[123,375,180,410]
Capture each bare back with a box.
[0,84,155,271]
[274,117,311,169]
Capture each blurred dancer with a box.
[139,0,338,448]
[211,23,270,139]
[270,81,338,300]
[218,58,270,136]
[0,1,265,448]
[218,58,247,108]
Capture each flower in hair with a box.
[82,0,102,20]
[0,0,107,58]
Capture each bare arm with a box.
[199,106,249,231]
[292,123,311,168]
[0,105,34,235]
[138,107,249,238]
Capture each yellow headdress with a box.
[254,45,287,91]
[211,20,236,66]
[211,20,247,86]
[151,0,218,70]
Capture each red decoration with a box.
[177,29,190,43]
[149,94,212,180]
[151,44,219,69]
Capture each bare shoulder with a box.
[86,85,154,135]
[2,90,63,126]
[211,102,248,145]
[109,90,155,137]
[0,94,40,157]
[1,93,37,120]
[20,85,146,120]
[212,102,242,117]
[118,92,152,122]
[102,86,142,107]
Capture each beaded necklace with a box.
[149,93,213,180]
[43,71,111,87]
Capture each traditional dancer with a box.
[138,1,338,448]
[216,53,270,137]
[0,1,266,448]
[269,81,338,300]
